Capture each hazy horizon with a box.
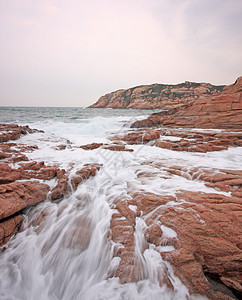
[1,0,241,107]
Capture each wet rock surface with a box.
[0,124,102,246]
[80,142,134,152]
[108,164,242,299]
[0,123,43,143]
[71,163,102,191]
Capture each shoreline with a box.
[0,120,241,299]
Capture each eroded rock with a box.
[71,164,102,190]
[131,77,242,130]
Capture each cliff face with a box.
[89,81,225,109]
[131,76,242,129]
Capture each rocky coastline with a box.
[0,77,242,299]
[131,77,242,129]
[89,81,225,109]
[0,124,102,246]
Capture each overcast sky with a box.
[0,0,241,107]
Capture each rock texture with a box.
[71,163,102,191]
[108,164,242,300]
[0,124,102,246]
[113,127,242,153]
[0,123,43,142]
[131,76,242,129]
[90,81,224,109]
[104,79,242,299]
[1,79,242,300]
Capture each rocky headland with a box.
[89,81,225,109]
[131,76,242,129]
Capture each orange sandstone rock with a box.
[131,77,242,130]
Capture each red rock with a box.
[131,77,242,129]
[0,181,50,220]
[0,164,21,183]
[12,154,29,163]
[109,198,141,283]
[0,152,11,159]
[115,200,136,226]
[0,123,43,143]
[51,176,69,200]
[80,142,103,150]
[107,163,242,299]
[157,190,242,298]
[0,214,23,246]
[132,192,174,215]
[89,81,224,109]
[114,130,160,144]
[56,144,67,150]
[71,164,102,190]
[144,223,163,246]
[21,161,45,170]
[103,144,134,152]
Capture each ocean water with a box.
[0,106,160,124]
[0,106,241,300]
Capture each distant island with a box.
[89,81,225,109]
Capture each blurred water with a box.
[1,106,239,299]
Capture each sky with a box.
[0,0,242,107]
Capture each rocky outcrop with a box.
[90,81,224,109]
[0,123,43,143]
[131,76,242,129]
[112,127,242,153]
[71,163,102,191]
[0,124,102,246]
[0,215,23,247]
[0,181,50,220]
[80,142,134,152]
[108,164,242,299]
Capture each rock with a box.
[51,175,69,200]
[0,152,11,160]
[109,198,140,283]
[0,181,50,219]
[157,190,242,299]
[131,77,242,129]
[71,164,102,190]
[109,194,176,285]
[0,214,23,246]
[144,224,163,246]
[107,161,242,299]
[152,128,242,153]
[56,144,67,150]
[103,144,134,152]
[0,164,21,183]
[0,123,43,143]
[89,81,224,109]
[113,130,160,144]
[80,143,103,150]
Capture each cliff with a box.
[131,76,242,129]
[89,81,225,109]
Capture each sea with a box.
[0,106,241,300]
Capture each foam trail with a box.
[1,110,240,299]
